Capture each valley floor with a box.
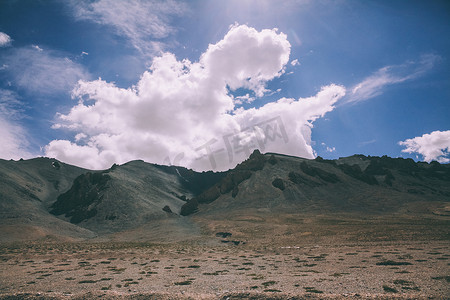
[0,239,449,299]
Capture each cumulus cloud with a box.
[399,130,450,163]
[46,25,345,171]
[0,32,12,47]
[0,89,32,160]
[2,46,90,94]
[344,54,440,105]
[70,0,186,56]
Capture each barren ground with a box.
[1,213,449,299]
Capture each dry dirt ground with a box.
[0,214,449,299]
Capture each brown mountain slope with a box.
[49,160,221,237]
[0,157,95,241]
[0,157,226,242]
[183,150,450,217]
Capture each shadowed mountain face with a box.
[50,172,112,224]
[48,161,225,235]
[0,152,449,242]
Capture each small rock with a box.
[216,232,232,238]
[162,205,172,213]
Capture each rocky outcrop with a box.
[50,172,111,224]
[180,198,199,216]
[235,149,266,171]
[272,178,285,190]
[337,163,378,185]
[154,165,226,195]
[180,170,252,215]
[180,150,265,215]
[300,162,340,183]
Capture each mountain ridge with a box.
[0,152,449,242]
[182,150,450,217]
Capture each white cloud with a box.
[0,117,32,160]
[233,94,255,105]
[0,89,25,120]
[75,133,87,141]
[70,0,186,56]
[0,32,12,47]
[2,46,90,95]
[399,130,450,163]
[32,44,43,52]
[45,140,105,169]
[319,142,336,153]
[201,24,291,97]
[45,25,345,171]
[344,54,440,105]
[0,89,32,160]
[290,59,300,66]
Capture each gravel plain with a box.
[1,239,448,299]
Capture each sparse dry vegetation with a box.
[0,236,448,299]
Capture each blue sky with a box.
[0,0,449,170]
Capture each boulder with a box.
[162,205,172,213]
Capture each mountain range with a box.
[1,150,449,243]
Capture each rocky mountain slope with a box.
[0,157,225,242]
[181,151,450,218]
[0,151,449,242]
[49,160,225,237]
[0,157,93,241]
